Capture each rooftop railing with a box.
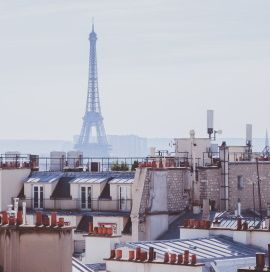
[0,151,263,172]
[16,197,132,213]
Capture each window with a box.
[81,186,92,209]
[33,185,44,209]
[237,176,244,190]
[119,186,131,211]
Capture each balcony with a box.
[17,198,132,213]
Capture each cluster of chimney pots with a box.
[109,246,197,265]
[139,159,176,168]
[184,219,212,229]
[0,211,67,228]
[88,223,113,236]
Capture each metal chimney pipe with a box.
[14,198,19,215]
[22,202,27,225]
[148,247,154,262]
[237,218,242,230]
[268,244,270,268]
[256,253,265,271]
[237,200,241,217]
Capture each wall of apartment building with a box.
[24,182,58,209]
[131,168,189,241]
[228,162,270,211]
[0,169,30,211]
[109,183,132,211]
[0,226,73,272]
[106,259,203,272]
[198,167,222,210]
[198,162,270,212]
[70,182,106,201]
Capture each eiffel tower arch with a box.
[75,24,110,157]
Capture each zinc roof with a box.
[119,236,264,263]
[24,171,135,184]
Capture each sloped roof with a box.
[119,236,264,263]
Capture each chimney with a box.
[242,221,248,231]
[36,211,42,226]
[58,217,65,227]
[191,254,197,265]
[184,250,189,264]
[170,253,177,264]
[17,211,23,225]
[128,251,135,261]
[256,253,265,271]
[89,223,94,234]
[116,250,122,260]
[164,252,169,263]
[51,212,57,227]
[237,218,242,230]
[177,254,183,264]
[42,214,50,226]
[140,252,147,262]
[14,198,19,214]
[268,244,270,268]
[110,249,116,259]
[135,247,141,260]
[2,211,8,225]
[22,202,27,225]
[148,247,155,262]
[237,200,241,217]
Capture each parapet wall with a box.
[0,225,73,272]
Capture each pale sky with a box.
[0,0,270,140]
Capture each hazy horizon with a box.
[1,0,270,140]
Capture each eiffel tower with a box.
[75,24,110,157]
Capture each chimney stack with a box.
[148,247,155,262]
[51,212,57,227]
[36,212,42,226]
[256,253,265,271]
[22,202,27,225]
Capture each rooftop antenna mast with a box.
[262,129,270,158]
[256,158,263,221]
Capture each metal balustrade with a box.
[16,198,132,212]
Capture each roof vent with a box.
[189,245,197,250]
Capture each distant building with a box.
[107,135,147,157]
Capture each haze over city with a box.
[1,0,270,141]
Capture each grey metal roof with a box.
[118,236,264,263]
[70,177,108,184]
[108,178,134,184]
[25,172,63,183]
[213,212,262,229]
[25,171,135,184]
[85,263,106,272]
[72,258,94,272]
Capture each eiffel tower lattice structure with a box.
[75,24,110,157]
